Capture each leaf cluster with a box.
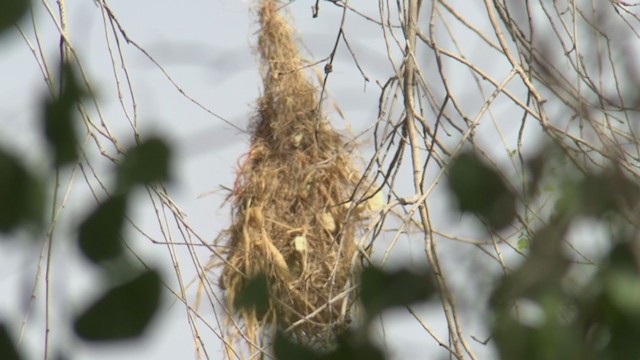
[448,148,640,359]
[0,7,172,355]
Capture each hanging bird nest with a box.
[216,0,382,355]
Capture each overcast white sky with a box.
[0,1,509,359]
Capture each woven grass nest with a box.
[217,0,383,354]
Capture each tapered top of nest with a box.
[252,0,322,146]
[258,0,303,85]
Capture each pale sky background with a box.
[0,0,529,359]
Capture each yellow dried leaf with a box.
[264,238,289,272]
[293,235,306,252]
[292,132,303,147]
[319,212,336,232]
[365,191,385,213]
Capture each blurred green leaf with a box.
[492,295,586,360]
[0,323,22,360]
[589,244,640,359]
[325,332,385,360]
[554,180,581,218]
[517,236,530,251]
[448,151,516,230]
[74,269,161,341]
[581,269,640,359]
[360,266,434,319]
[273,330,323,360]
[568,174,617,217]
[555,168,640,219]
[43,62,84,167]
[0,0,29,34]
[0,148,43,234]
[116,138,171,193]
[605,268,640,318]
[526,150,546,195]
[78,195,127,264]
[601,304,640,360]
[491,222,570,307]
[234,273,270,318]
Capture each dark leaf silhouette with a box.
[0,0,29,33]
[74,269,161,341]
[117,138,171,193]
[360,266,434,319]
[0,149,42,234]
[234,273,270,318]
[78,195,127,264]
[0,323,22,360]
[43,62,84,167]
[448,151,516,230]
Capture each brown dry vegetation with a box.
[218,0,375,354]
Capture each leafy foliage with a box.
[0,323,22,360]
[487,149,640,360]
[360,266,435,319]
[78,195,127,264]
[116,138,172,194]
[43,62,84,167]
[492,294,587,360]
[448,151,516,230]
[0,148,42,234]
[0,12,172,352]
[74,270,162,341]
[233,273,271,318]
[71,136,171,342]
[68,134,171,342]
[0,0,29,34]
[273,331,324,360]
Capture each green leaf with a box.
[555,168,640,219]
[78,195,127,264]
[0,148,42,234]
[575,174,617,216]
[448,151,516,230]
[517,236,530,251]
[234,273,270,318]
[0,323,22,360]
[43,62,84,167]
[0,0,29,34]
[326,332,385,360]
[74,269,162,341]
[606,269,640,318]
[273,330,323,360]
[526,150,546,196]
[360,266,434,319]
[116,138,171,193]
[490,222,570,307]
[492,296,586,360]
[580,271,640,359]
